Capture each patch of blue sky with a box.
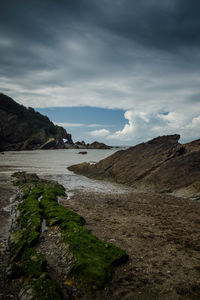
[35,106,127,145]
[36,107,125,127]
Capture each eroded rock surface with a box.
[69,134,200,197]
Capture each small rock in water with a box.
[78,151,87,155]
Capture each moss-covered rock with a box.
[41,195,85,227]
[30,274,63,300]
[9,172,64,298]
[10,171,128,296]
[21,248,47,278]
[61,221,128,289]
[40,179,128,290]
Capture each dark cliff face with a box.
[0,93,73,151]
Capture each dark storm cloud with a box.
[1,0,200,57]
[0,0,200,144]
[98,0,200,51]
[189,93,200,103]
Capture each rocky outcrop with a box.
[87,141,111,149]
[68,134,200,197]
[74,141,87,149]
[0,93,73,151]
[66,140,111,149]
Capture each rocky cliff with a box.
[0,93,73,151]
[69,134,200,197]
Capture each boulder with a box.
[78,151,87,155]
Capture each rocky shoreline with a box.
[2,172,127,300]
[1,172,200,299]
[40,139,112,150]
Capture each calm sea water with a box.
[0,148,130,195]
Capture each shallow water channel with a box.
[0,148,130,196]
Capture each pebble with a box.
[109,238,116,242]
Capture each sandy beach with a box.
[61,189,200,300]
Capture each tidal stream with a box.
[0,148,130,196]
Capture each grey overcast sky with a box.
[0,0,200,144]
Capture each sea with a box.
[0,148,130,196]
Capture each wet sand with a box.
[61,189,200,300]
[0,172,17,299]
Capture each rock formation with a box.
[78,151,88,155]
[0,93,73,151]
[69,134,200,197]
[87,141,111,149]
[69,140,111,149]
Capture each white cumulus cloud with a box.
[108,111,134,141]
[90,129,110,137]
[54,122,84,127]
[107,110,200,145]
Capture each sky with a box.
[0,0,200,145]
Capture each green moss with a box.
[10,171,128,294]
[41,194,85,226]
[45,183,66,197]
[12,171,40,187]
[21,248,46,278]
[40,181,128,290]
[10,230,28,261]
[61,222,128,289]
[30,274,63,300]
[10,228,41,263]
[10,174,43,265]
[9,248,46,279]
[9,172,64,298]
[31,186,44,198]
[11,189,42,261]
